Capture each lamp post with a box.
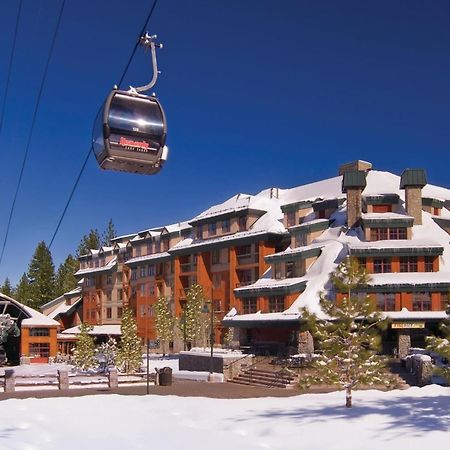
[202,300,215,382]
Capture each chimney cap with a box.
[339,160,372,176]
[400,169,427,189]
[342,170,367,193]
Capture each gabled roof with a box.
[75,256,117,276]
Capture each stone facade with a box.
[405,187,423,225]
[397,330,411,359]
[346,188,362,228]
[298,330,314,354]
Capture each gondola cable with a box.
[48,0,161,249]
[0,0,66,268]
[0,0,22,138]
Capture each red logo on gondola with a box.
[119,137,150,151]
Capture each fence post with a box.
[57,369,69,390]
[108,368,118,389]
[4,369,15,393]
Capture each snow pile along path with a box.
[1,385,449,449]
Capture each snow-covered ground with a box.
[0,385,449,449]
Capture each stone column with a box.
[4,369,15,393]
[108,368,118,389]
[298,331,314,355]
[57,369,69,390]
[397,330,411,359]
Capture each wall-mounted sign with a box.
[391,322,425,329]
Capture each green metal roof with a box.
[289,220,330,235]
[349,246,443,257]
[364,194,399,205]
[361,217,414,228]
[358,283,450,293]
[342,170,367,192]
[221,318,301,329]
[422,197,445,208]
[312,198,345,211]
[400,169,427,189]
[234,280,307,298]
[265,246,322,263]
[281,200,313,212]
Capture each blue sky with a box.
[0,0,450,285]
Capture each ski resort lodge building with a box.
[56,160,450,358]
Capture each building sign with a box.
[391,322,425,329]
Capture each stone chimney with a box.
[339,160,372,176]
[400,169,427,225]
[342,170,367,228]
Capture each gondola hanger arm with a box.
[129,32,162,95]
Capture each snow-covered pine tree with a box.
[426,317,450,384]
[223,327,234,350]
[97,337,118,369]
[117,308,142,374]
[178,284,205,348]
[73,322,95,371]
[301,257,392,408]
[154,297,175,355]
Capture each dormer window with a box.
[286,211,296,227]
[196,225,203,240]
[238,216,246,232]
[222,218,230,233]
[136,246,141,257]
[208,222,217,237]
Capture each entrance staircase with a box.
[227,359,298,388]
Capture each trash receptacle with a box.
[158,367,173,386]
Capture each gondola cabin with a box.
[93,89,168,175]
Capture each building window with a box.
[118,289,123,301]
[268,296,285,312]
[376,293,396,311]
[140,284,146,296]
[140,266,146,278]
[106,290,112,302]
[389,228,407,240]
[148,264,155,276]
[208,222,217,237]
[238,216,247,232]
[211,250,220,265]
[286,261,294,279]
[222,218,230,233]
[29,343,50,358]
[286,211,296,227]
[117,307,123,318]
[358,258,367,270]
[117,272,123,282]
[213,299,221,312]
[372,204,392,213]
[149,284,155,295]
[412,292,432,311]
[295,233,307,248]
[373,258,391,273]
[155,241,161,253]
[370,228,388,241]
[441,292,450,311]
[106,308,112,319]
[274,263,282,279]
[213,273,221,288]
[106,275,112,285]
[424,256,435,272]
[196,226,203,240]
[241,297,257,314]
[318,210,326,219]
[29,328,50,337]
[131,268,137,280]
[136,246,141,257]
[400,257,418,273]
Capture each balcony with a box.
[236,253,259,265]
[180,262,197,273]
[236,281,255,288]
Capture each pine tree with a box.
[301,257,392,408]
[178,284,206,348]
[223,327,234,349]
[55,254,80,296]
[77,229,101,257]
[15,273,32,304]
[27,241,56,309]
[73,323,96,371]
[154,297,175,355]
[102,219,117,247]
[426,318,450,384]
[117,308,142,374]
[0,278,14,297]
[97,337,118,370]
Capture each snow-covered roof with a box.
[47,298,82,320]
[382,309,449,320]
[75,256,117,276]
[126,252,171,265]
[21,305,60,327]
[362,212,414,220]
[368,272,450,286]
[62,325,121,335]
